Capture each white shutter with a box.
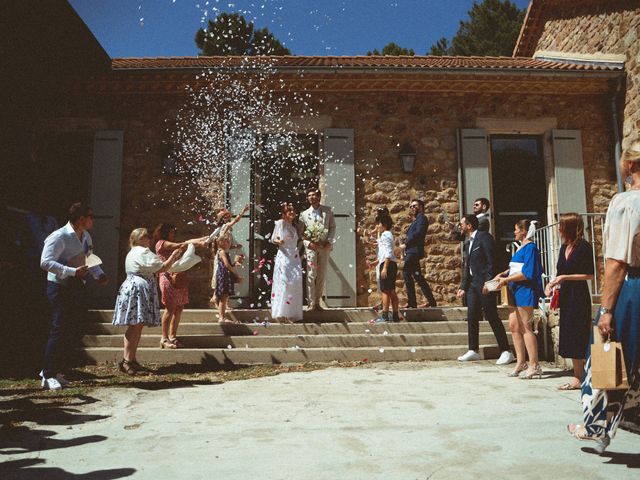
[323,128,356,307]
[88,130,123,307]
[552,129,587,215]
[458,129,491,214]
[226,130,254,302]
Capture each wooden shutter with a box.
[552,129,587,215]
[323,128,356,307]
[458,129,491,214]
[226,130,254,302]
[88,130,123,307]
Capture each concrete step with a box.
[86,307,511,324]
[81,332,510,349]
[83,320,510,336]
[81,344,506,365]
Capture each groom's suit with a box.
[298,205,336,308]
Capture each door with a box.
[226,130,254,307]
[323,128,357,307]
[552,129,587,216]
[87,130,123,307]
[458,129,491,215]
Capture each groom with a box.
[298,189,336,311]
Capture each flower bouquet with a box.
[304,220,329,243]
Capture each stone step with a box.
[87,307,512,324]
[84,320,510,336]
[81,344,507,365]
[81,331,509,349]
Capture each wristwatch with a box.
[598,306,612,316]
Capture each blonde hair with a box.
[621,140,640,163]
[217,234,232,249]
[129,228,149,248]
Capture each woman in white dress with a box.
[270,203,303,323]
[112,228,183,375]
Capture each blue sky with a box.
[69,0,531,58]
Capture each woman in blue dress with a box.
[568,140,640,454]
[495,219,544,379]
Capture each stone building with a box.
[3,0,637,310]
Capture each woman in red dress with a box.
[153,223,207,349]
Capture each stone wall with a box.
[534,2,640,148]
[36,82,619,308]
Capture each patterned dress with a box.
[214,250,234,298]
[112,246,163,326]
[581,190,640,442]
[156,240,189,309]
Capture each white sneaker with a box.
[457,350,481,362]
[40,370,70,387]
[41,377,62,390]
[496,351,516,365]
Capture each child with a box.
[375,211,401,323]
[211,235,241,324]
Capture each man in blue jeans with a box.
[40,203,108,390]
[400,199,437,308]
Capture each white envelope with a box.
[86,253,102,268]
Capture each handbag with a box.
[483,278,500,292]
[549,288,560,310]
[590,326,629,390]
[230,270,243,284]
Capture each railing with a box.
[508,213,606,296]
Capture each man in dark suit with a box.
[400,199,437,308]
[456,214,513,364]
[473,197,491,233]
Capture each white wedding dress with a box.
[270,219,303,321]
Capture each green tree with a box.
[195,12,291,56]
[429,0,525,56]
[367,42,415,56]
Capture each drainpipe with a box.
[611,76,624,192]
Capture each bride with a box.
[270,203,303,323]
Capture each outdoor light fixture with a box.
[399,142,417,173]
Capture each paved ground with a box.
[1,361,639,479]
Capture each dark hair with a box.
[461,214,479,230]
[69,202,92,223]
[152,223,176,246]
[516,219,532,232]
[307,188,321,198]
[411,199,425,209]
[376,215,393,230]
[475,197,490,210]
[559,213,584,245]
[280,202,296,218]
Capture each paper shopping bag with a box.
[590,327,630,390]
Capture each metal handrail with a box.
[509,213,606,296]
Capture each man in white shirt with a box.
[298,189,336,311]
[40,203,108,390]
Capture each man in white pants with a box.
[298,189,336,311]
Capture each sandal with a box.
[520,364,543,379]
[118,359,137,376]
[160,337,177,349]
[567,424,610,454]
[558,382,581,391]
[507,362,528,377]
[169,337,183,348]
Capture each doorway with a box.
[490,135,547,272]
[249,133,319,307]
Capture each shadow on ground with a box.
[0,459,135,480]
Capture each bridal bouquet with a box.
[304,220,329,243]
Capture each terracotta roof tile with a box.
[111,55,621,72]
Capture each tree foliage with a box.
[367,42,415,56]
[429,0,525,56]
[195,12,291,56]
